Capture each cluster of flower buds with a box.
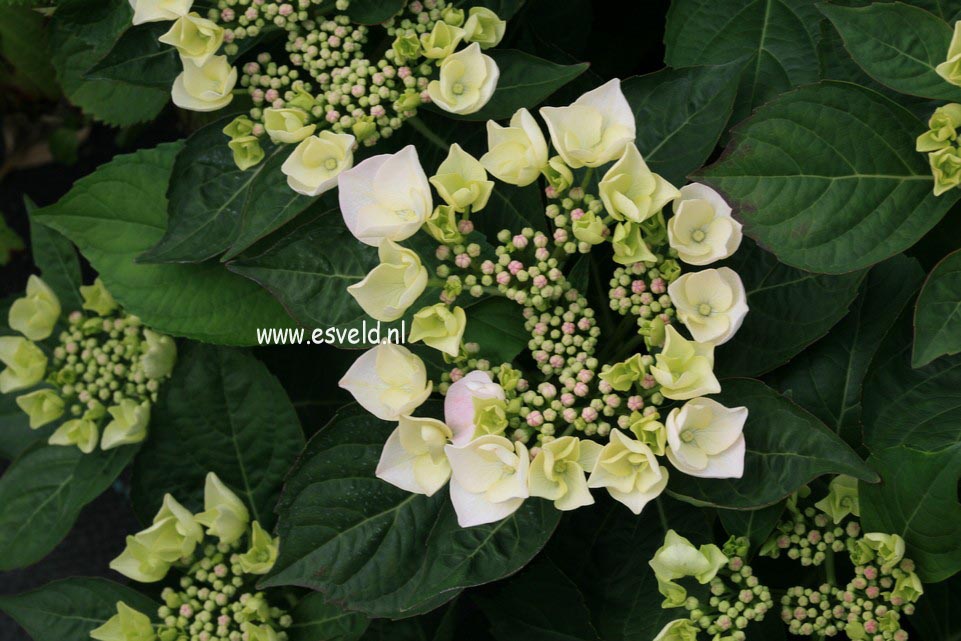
[650,532,774,641]
[334,79,752,527]
[93,472,283,641]
[129,0,505,195]
[764,476,923,641]
[0,276,175,453]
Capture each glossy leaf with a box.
[85,21,179,89]
[0,578,158,641]
[49,0,168,126]
[262,404,562,618]
[345,0,405,23]
[0,443,137,570]
[860,445,961,582]
[771,254,923,447]
[698,81,957,274]
[28,207,84,313]
[820,2,961,101]
[668,378,878,509]
[547,496,712,641]
[624,61,742,185]
[287,593,369,641]
[914,249,961,367]
[142,118,314,263]
[131,343,304,527]
[664,0,823,121]
[863,307,961,453]
[719,502,784,550]
[462,297,528,364]
[716,239,865,378]
[33,143,295,346]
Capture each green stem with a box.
[408,116,450,153]
[825,548,837,587]
[656,497,670,532]
[579,167,595,191]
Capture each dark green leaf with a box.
[719,502,784,550]
[86,21,179,89]
[142,118,315,264]
[715,239,865,378]
[860,445,961,582]
[0,578,158,641]
[862,306,961,453]
[0,443,137,571]
[624,61,742,185]
[820,2,961,101]
[446,50,588,121]
[453,0,526,20]
[913,248,961,367]
[33,143,295,346]
[287,593,369,641]
[668,379,878,509]
[770,254,923,447]
[227,214,380,331]
[475,558,600,641]
[462,297,528,364]
[49,0,168,127]
[547,496,713,641]
[131,343,304,527]
[664,0,823,122]
[908,571,961,639]
[28,201,84,313]
[0,390,53,461]
[698,81,957,274]
[262,403,561,618]
[345,0,405,23]
[0,7,59,99]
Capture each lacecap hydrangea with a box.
[334,79,753,528]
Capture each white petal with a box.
[449,477,523,527]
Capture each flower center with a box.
[395,208,417,221]
[681,429,696,443]
[452,82,465,95]
[324,157,338,171]
[691,228,707,243]
[697,303,713,317]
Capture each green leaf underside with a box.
[698,81,958,274]
[771,254,923,447]
[33,143,295,346]
[668,378,877,509]
[0,578,158,641]
[262,404,561,618]
[913,249,961,367]
[664,0,823,122]
[0,443,137,571]
[820,2,961,101]
[715,238,865,378]
[132,344,304,527]
[624,61,742,185]
[142,118,314,264]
